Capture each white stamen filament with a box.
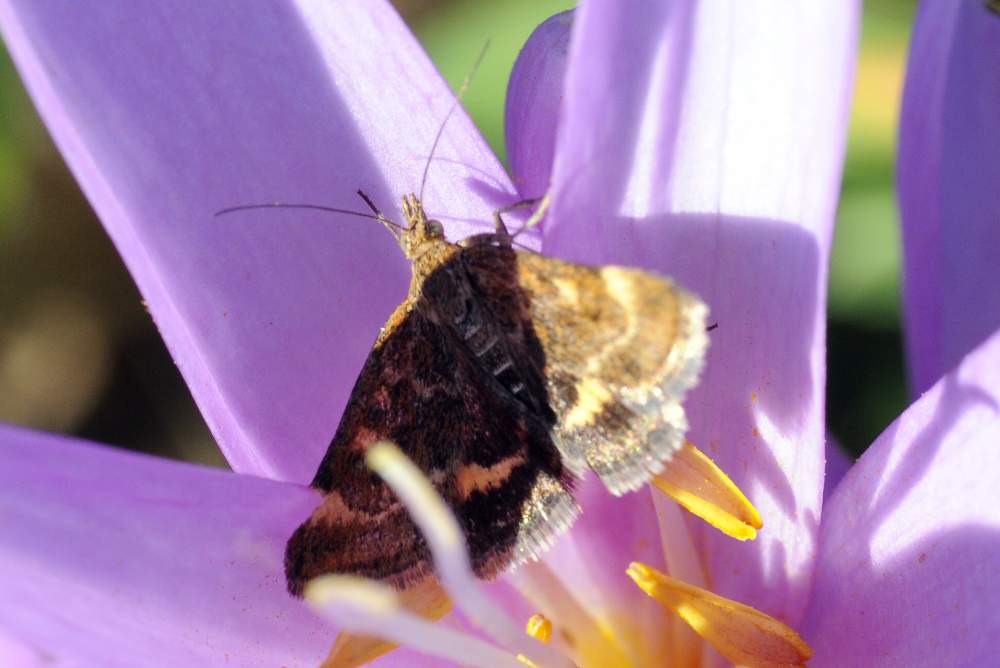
[652,488,707,588]
[305,576,526,668]
[366,442,575,668]
[652,491,707,667]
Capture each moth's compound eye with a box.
[426,219,444,238]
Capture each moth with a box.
[283,192,708,595]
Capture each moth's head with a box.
[399,193,446,258]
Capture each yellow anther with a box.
[320,578,452,668]
[653,441,763,540]
[627,562,812,668]
[525,613,552,643]
[516,560,638,667]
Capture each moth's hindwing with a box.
[513,250,709,495]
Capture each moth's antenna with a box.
[356,190,383,217]
[214,202,406,235]
[355,189,402,241]
[418,40,491,202]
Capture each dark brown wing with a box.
[285,245,577,596]
[515,251,709,495]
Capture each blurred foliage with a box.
[826,1,916,457]
[0,27,222,465]
[405,0,575,164]
[0,0,914,467]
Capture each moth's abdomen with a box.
[423,248,550,420]
[456,300,531,403]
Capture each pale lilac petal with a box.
[0,1,523,483]
[823,433,854,503]
[0,424,335,667]
[505,10,573,198]
[802,329,1000,666]
[897,2,1000,395]
[545,0,859,623]
[0,629,54,668]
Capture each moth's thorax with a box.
[397,194,460,298]
[408,239,458,295]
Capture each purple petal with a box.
[505,10,573,199]
[823,433,854,504]
[802,329,1000,666]
[543,1,859,623]
[0,629,53,668]
[0,424,333,667]
[897,2,1000,395]
[0,1,523,482]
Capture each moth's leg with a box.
[458,205,518,247]
[492,199,531,236]
[460,195,551,249]
[519,194,551,236]
[459,232,506,248]
[493,194,551,238]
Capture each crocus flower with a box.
[2,1,999,667]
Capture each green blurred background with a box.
[0,1,915,467]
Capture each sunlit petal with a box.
[0,424,328,667]
[544,0,860,623]
[802,329,1000,666]
[0,1,521,482]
